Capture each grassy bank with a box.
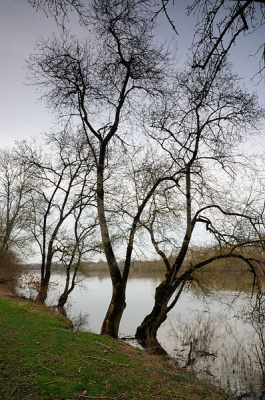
[0,292,232,400]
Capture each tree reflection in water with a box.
[169,296,265,400]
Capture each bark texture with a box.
[100,282,126,339]
[135,280,174,355]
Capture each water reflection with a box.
[159,293,265,400]
[18,270,265,400]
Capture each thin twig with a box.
[82,355,128,367]
[76,395,129,399]
[96,341,114,352]
[71,346,128,367]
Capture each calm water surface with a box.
[19,270,265,400]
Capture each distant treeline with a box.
[22,244,265,294]
[24,244,265,275]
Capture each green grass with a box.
[0,292,233,400]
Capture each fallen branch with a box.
[96,341,114,352]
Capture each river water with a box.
[19,270,265,400]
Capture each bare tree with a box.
[0,149,33,266]
[27,0,160,25]
[27,0,88,25]
[28,0,265,81]
[134,61,265,353]
[56,188,99,311]
[27,0,171,337]
[26,0,265,347]
[20,129,96,303]
[188,0,265,80]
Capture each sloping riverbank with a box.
[0,292,232,400]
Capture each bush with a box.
[0,250,23,293]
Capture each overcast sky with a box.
[1,0,264,149]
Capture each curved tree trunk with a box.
[57,266,78,308]
[135,280,175,355]
[36,247,54,304]
[97,136,128,339]
[35,257,47,303]
[135,310,168,355]
[35,269,50,304]
[100,282,126,339]
[136,168,193,354]
[57,292,68,308]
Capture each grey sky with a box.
[1,0,58,147]
[1,0,264,149]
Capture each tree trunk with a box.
[35,268,50,304]
[135,280,174,355]
[97,141,127,339]
[57,292,68,308]
[57,265,78,308]
[100,282,126,339]
[57,305,67,317]
[35,281,49,304]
